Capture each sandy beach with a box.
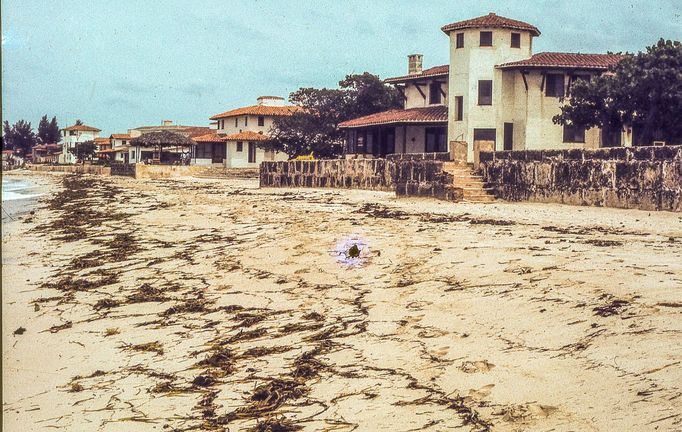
[2,170,681,431]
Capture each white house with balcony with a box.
[340,13,631,162]
[59,123,101,164]
[196,96,296,167]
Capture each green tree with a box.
[48,116,61,143]
[68,140,97,164]
[75,119,84,126]
[3,120,37,156]
[554,39,682,144]
[263,72,403,158]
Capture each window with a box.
[478,80,492,105]
[545,73,565,97]
[455,96,463,121]
[245,116,248,127]
[235,118,238,127]
[236,142,243,152]
[456,32,464,48]
[70,131,76,136]
[511,33,520,48]
[122,140,127,145]
[480,31,492,47]
[563,125,585,143]
[429,82,442,104]
[258,116,265,126]
[473,128,496,143]
[425,128,447,152]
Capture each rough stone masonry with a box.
[479,145,682,212]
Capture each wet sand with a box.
[2,171,682,431]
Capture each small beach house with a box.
[202,96,297,167]
[59,123,101,164]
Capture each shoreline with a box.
[2,171,682,431]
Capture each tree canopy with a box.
[554,39,682,144]
[37,115,62,144]
[68,140,98,164]
[3,120,37,155]
[263,72,403,158]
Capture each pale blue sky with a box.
[2,0,680,137]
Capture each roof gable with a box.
[209,105,301,120]
[441,13,540,36]
[385,65,450,84]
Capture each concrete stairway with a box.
[194,167,259,179]
[442,162,496,203]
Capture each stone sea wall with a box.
[260,158,461,201]
[30,165,111,176]
[479,146,682,212]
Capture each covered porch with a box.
[339,106,448,158]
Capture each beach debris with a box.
[250,417,303,432]
[335,237,370,267]
[593,298,630,317]
[13,327,26,336]
[347,244,360,258]
[69,382,84,393]
[192,375,216,388]
[196,347,235,373]
[104,327,120,337]
[127,283,167,303]
[355,203,409,219]
[125,341,164,356]
[93,298,120,311]
[49,321,73,333]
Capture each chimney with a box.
[162,120,173,126]
[408,54,423,75]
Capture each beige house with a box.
[200,96,297,167]
[341,13,630,161]
[59,123,101,164]
[124,122,210,164]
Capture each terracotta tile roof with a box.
[96,147,129,154]
[193,132,226,143]
[338,106,448,128]
[385,65,450,84]
[62,124,101,132]
[180,127,213,139]
[110,134,131,139]
[497,52,626,70]
[210,105,301,120]
[94,137,111,144]
[441,13,540,36]
[222,131,269,141]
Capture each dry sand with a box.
[2,170,681,431]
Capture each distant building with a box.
[31,144,62,164]
[125,121,210,164]
[340,13,630,161]
[201,96,297,167]
[59,123,101,164]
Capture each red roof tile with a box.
[180,127,213,138]
[339,106,448,128]
[222,131,269,141]
[497,52,626,70]
[62,124,101,132]
[110,134,131,139]
[94,137,111,144]
[210,105,301,120]
[385,65,450,84]
[193,132,226,143]
[441,13,540,36]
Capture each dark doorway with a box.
[425,127,447,152]
[503,123,513,150]
[213,143,226,163]
[474,128,496,143]
[248,142,256,163]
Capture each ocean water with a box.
[2,177,43,202]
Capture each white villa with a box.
[59,123,101,164]
[340,13,634,161]
[196,96,297,167]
